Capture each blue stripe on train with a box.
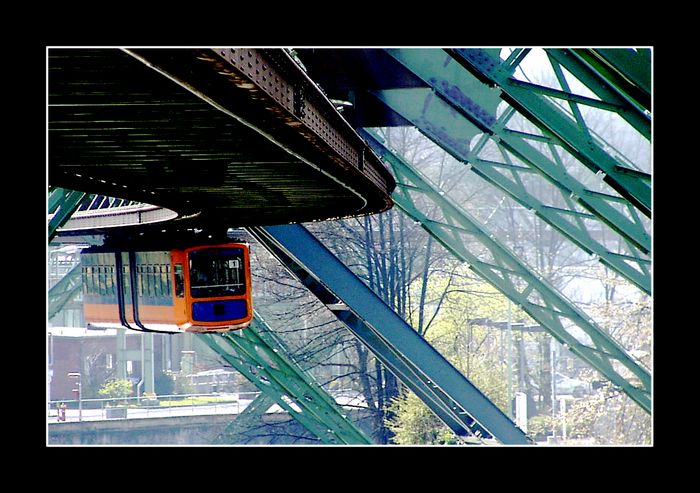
[192,299,248,322]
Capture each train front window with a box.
[189,248,246,298]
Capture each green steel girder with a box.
[359,128,651,414]
[200,313,373,445]
[543,49,650,136]
[48,187,92,242]
[564,49,651,113]
[384,49,651,253]
[213,393,276,444]
[366,59,650,294]
[202,335,334,443]
[48,263,83,320]
[447,48,651,217]
[247,224,531,444]
[594,49,651,95]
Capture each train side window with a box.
[93,266,99,295]
[146,265,153,297]
[139,265,145,297]
[174,264,184,298]
[83,266,91,294]
[122,263,130,294]
[106,266,114,295]
[162,265,171,295]
[154,267,160,297]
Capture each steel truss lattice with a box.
[200,313,373,445]
[376,48,650,295]
[359,128,651,414]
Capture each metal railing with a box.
[48,392,262,423]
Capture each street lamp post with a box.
[68,372,82,422]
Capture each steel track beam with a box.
[447,48,651,217]
[247,224,531,445]
[359,128,651,414]
[366,55,650,293]
[200,313,373,445]
[247,226,489,441]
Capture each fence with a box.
[48,392,262,423]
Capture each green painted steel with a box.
[247,225,486,440]
[200,313,373,445]
[545,49,650,137]
[359,128,651,414]
[367,57,650,294]
[448,48,651,217]
[248,224,531,444]
[594,49,651,96]
[213,393,276,444]
[564,49,651,113]
[384,48,651,251]
[48,263,82,320]
[49,187,92,242]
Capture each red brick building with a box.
[48,326,197,402]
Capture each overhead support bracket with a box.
[359,128,651,414]
[247,224,531,445]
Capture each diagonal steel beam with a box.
[247,224,531,445]
[562,48,651,113]
[48,264,83,320]
[247,226,491,441]
[213,393,276,444]
[359,128,651,414]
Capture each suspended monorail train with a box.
[80,242,253,333]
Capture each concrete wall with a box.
[48,414,234,445]
[47,410,372,446]
[47,410,373,445]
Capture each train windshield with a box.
[189,247,246,298]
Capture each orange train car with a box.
[80,243,253,333]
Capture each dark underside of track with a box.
[48,48,395,230]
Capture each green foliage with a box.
[98,378,133,403]
[386,267,520,443]
[386,390,457,445]
[418,266,518,412]
[561,383,651,444]
[154,372,175,395]
[527,414,555,440]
